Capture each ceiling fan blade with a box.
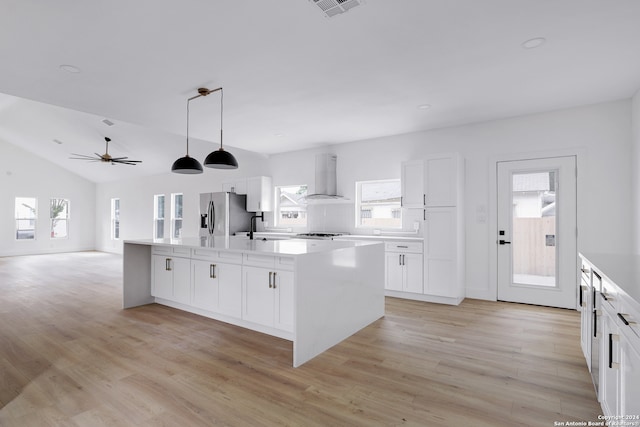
[110,156,129,160]
[70,153,98,159]
[112,159,141,165]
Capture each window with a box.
[15,197,37,240]
[355,179,402,229]
[171,193,183,238]
[154,194,165,239]
[50,198,69,239]
[111,198,120,240]
[275,185,308,228]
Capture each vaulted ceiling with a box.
[2,0,640,182]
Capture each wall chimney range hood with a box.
[305,153,348,200]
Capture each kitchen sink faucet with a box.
[249,213,264,240]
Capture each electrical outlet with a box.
[413,221,420,231]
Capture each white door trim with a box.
[486,147,586,303]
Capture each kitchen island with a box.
[123,237,384,367]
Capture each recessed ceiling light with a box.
[59,64,81,73]
[418,104,431,110]
[521,37,546,49]
[53,139,64,145]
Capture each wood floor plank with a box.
[0,252,602,426]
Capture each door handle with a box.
[269,271,273,288]
[272,272,277,289]
[498,240,511,245]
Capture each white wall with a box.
[631,90,640,254]
[0,138,95,256]
[95,148,271,253]
[92,99,632,300]
[268,99,633,300]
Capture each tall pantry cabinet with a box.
[400,153,465,305]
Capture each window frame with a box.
[274,184,308,229]
[15,197,37,241]
[355,179,402,230]
[50,198,70,239]
[153,194,166,239]
[111,198,120,240]
[171,193,183,239]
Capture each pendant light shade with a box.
[204,148,238,169]
[171,155,203,174]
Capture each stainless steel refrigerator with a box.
[200,192,253,237]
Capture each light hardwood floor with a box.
[0,252,601,426]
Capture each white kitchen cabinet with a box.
[620,324,640,418]
[424,153,461,207]
[192,259,242,318]
[580,262,592,369]
[246,176,272,212]
[151,252,191,304]
[242,254,294,333]
[579,253,640,419]
[385,242,423,294]
[424,207,464,300]
[222,178,247,195]
[273,270,294,332]
[401,160,424,208]
[243,266,275,326]
[600,295,619,417]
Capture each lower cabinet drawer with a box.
[384,242,423,253]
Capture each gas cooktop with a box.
[296,232,345,240]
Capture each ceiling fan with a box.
[70,137,142,166]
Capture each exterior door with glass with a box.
[497,156,577,309]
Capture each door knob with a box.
[498,240,511,245]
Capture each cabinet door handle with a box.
[273,272,277,289]
[423,194,426,205]
[269,271,273,288]
[609,333,620,369]
[579,285,584,307]
[402,254,405,265]
[399,254,402,266]
[601,292,613,301]
[593,309,598,337]
[617,313,635,326]
[210,264,216,279]
[423,210,426,221]
[400,196,403,207]
[397,245,408,249]
[166,258,172,271]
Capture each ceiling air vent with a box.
[310,0,362,18]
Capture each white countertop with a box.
[125,236,382,256]
[580,252,640,303]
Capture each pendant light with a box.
[171,89,205,174]
[203,87,238,169]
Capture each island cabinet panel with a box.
[274,270,294,332]
[151,254,190,303]
[242,266,276,327]
[242,265,294,333]
[192,260,242,318]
